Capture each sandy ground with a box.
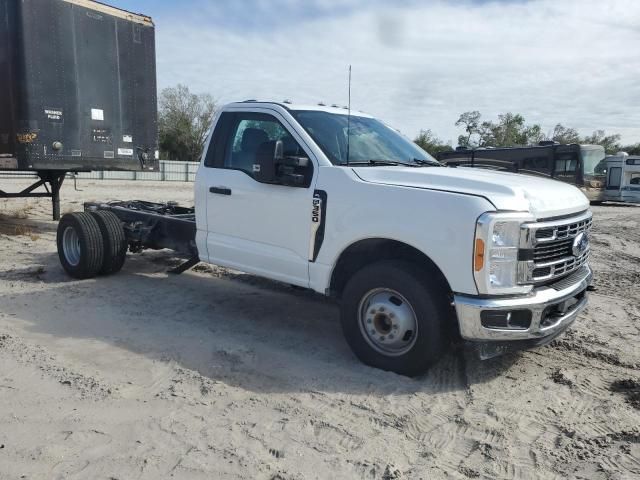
[0,178,639,480]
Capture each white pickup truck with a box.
[56,102,593,375]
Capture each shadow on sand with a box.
[0,249,522,397]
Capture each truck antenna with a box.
[346,65,352,166]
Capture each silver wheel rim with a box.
[358,288,419,357]
[62,226,81,267]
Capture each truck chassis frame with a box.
[85,200,199,273]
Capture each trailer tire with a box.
[90,210,127,275]
[340,260,448,376]
[56,212,104,279]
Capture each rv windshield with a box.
[581,146,606,175]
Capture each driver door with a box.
[199,110,316,287]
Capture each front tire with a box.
[340,261,449,376]
[57,212,104,279]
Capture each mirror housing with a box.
[252,142,278,184]
[274,140,284,162]
[253,140,311,187]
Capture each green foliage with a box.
[453,113,628,153]
[621,143,640,155]
[481,113,545,147]
[550,124,581,144]
[455,111,481,148]
[454,111,545,148]
[159,84,216,162]
[413,129,453,156]
[582,130,622,154]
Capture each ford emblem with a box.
[572,232,589,257]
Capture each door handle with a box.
[210,186,232,196]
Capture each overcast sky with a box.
[110,0,640,145]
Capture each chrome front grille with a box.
[519,211,592,285]
[533,238,574,263]
[534,216,593,243]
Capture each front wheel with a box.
[340,261,450,376]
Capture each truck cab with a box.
[193,101,593,375]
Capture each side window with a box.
[522,156,550,176]
[555,153,578,175]
[204,112,233,168]
[607,167,622,189]
[223,113,306,180]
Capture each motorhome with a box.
[604,152,640,203]
[438,143,606,202]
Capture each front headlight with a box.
[474,212,535,295]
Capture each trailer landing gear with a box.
[0,170,67,220]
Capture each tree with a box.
[455,111,481,148]
[550,124,581,144]
[414,129,453,156]
[582,130,622,154]
[475,113,544,147]
[621,143,640,155]
[454,111,544,148]
[159,84,216,162]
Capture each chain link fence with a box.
[0,160,200,182]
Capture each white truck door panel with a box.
[205,170,313,285]
[199,110,316,287]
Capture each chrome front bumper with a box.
[454,266,592,342]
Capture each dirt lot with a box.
[1,179,639,480]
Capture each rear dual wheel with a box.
[57,211,126,279]
[90,210,127,275]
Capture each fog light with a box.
[481,310,532,330]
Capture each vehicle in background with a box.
[0,0,157,219]
[437,142,606,203]
[604,152,640,203]
[55,102,593,376]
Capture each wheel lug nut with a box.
[380,336,385,341]
[379,307,385,312]
[389,334,394,340]
[367,318,372,324]
[370,309,376,315]
[370,329,376,335]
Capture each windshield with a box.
[581,146,606,175]
[290,110,438,166]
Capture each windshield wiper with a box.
[344,159,439,167]
[343,159,407,167]
[412,158,442,167]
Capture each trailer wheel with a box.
[57,212,104,279]
[340,260,448,376]
[90,210,127,275]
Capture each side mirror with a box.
[274,140,284,162]
[253,142,277,184]
[253,140,311,187]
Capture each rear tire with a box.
[90,210,127,275]
[56,212,104,279]
[340,261,449,376]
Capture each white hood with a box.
[353,166,589,219]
